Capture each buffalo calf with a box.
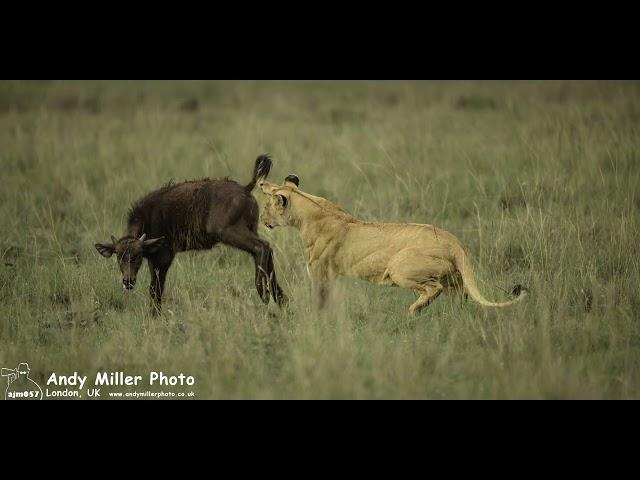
[95,154,287,315]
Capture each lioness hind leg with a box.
[442,273,466,304]
[384,249,451,316]
[409,282,443,317]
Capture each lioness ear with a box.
[95,242,115,258]
[277,194,288,208]
[284,174,299,188]
[142,236,164,254]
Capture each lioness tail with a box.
[454,249,527,307]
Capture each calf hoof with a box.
[276,292,289,308]
[258,287,270,304]
[256,277,270,304]
[511,284,529,296]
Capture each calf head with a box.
[95,234,163,290]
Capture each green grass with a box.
[1,80,639,399]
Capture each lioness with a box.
[260,175,527,316]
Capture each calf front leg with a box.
[148,253,174,316]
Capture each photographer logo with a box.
[2,362,43,400]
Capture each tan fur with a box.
[260,181,526,316]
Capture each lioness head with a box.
[259,175,299,229]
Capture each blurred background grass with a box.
[0,80,639,399]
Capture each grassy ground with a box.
[1,80,639,399]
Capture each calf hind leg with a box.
[265,248,288,306]
[253,256,269,304]
[218,225,286,306]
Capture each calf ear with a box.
[95,242,115,258]
[142,236,164,254]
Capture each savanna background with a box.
[1,80,638,399]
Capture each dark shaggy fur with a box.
[95,154,287,315]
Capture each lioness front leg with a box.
[309,265,333,310]
[314,282,332,310]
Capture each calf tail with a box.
[245,154,272,191]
